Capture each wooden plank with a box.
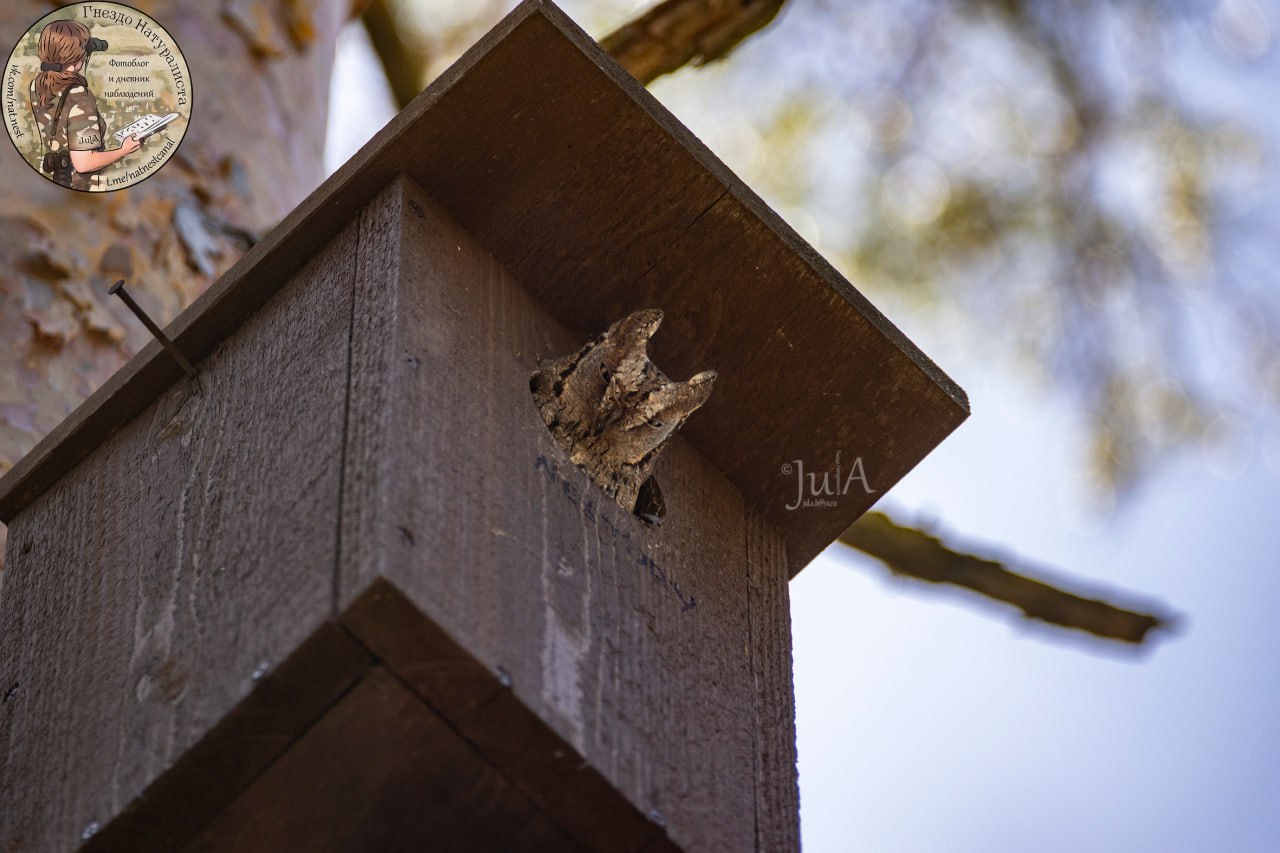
[0,0,965,575]
[0,223,356,853]
[339,177,767,851]
[745,510,801,850]
[183,666,585,853]
[341,577,668,853]
[611,190,967,571]
[84,623,372,852]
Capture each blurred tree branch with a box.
[364,0,424,109]
[841,513,1174,645]
[600,0,788,86]
[364,0,791,107]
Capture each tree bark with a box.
[0,0,354,563]
[600,0,787,86]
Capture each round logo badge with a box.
[3,2,191,192]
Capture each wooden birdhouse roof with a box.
[0,0,966,574]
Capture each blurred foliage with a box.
[381,0,1280,505]
[662,0,1278,505]
[836,0,1277,502]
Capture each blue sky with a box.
[326,6,1280,849]
[792,356,1280,852]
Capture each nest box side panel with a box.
[183,667,582,852]
[82,624,373,852]
[338,578,676,851]
[0,224,357,853]
[339,175,798,852]
[745,508,802,847]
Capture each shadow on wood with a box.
[89,578,676,853]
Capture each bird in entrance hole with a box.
[530,309,716,517]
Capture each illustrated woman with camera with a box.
[29,19,141,190]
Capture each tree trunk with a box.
[0,0,354,563]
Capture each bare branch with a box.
[362,0,423,109]
[838,512,1176,645]
[602,0,788,86]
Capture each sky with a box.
[326,5,1280,850]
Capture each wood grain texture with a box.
[341,578,671,853]
[83,623,372,852]
[745,510,800,850]
[339,177,794,851]
[183,666,583,853]
[0,0,966,576]
[0,224,356,852]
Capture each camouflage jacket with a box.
[29,80,105,190]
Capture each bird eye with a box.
[647,418,664,429]
[600,363,611,382]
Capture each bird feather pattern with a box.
[530,309,716,514]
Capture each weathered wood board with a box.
[339,176,798,852]
[0,223,357,852]
[182,667,582,853]
[73,580,679,853]
[338,579,674,853]
[83,624,373,852]
[0,178,801,852]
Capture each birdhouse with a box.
[0,2,966,850]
